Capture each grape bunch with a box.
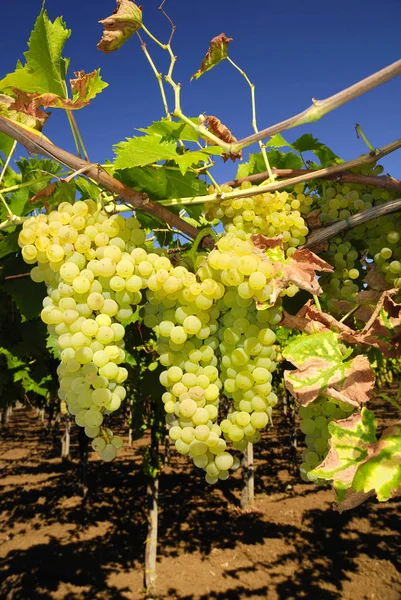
[205,182,312,251]
[18,199,148,459]
[217,292,279,450]
[298,396,354,482]
[315,173,401,303]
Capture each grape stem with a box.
[355,124,375,153]
[137,32,171,120]
[226,56,273,179]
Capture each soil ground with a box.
[0,402,400,600]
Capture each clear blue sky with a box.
[1,0,401,182]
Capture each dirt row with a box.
[0,405,400,600]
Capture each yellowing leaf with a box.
[98,0,143,53]
[283,331,375,407]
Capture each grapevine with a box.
[0,0,400,517]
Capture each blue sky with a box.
[1,0,400,183]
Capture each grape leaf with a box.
[117,165,208,200]
[9,188,30,217]
[114,134,179,170]
[311,408,376,497]
[236,149,303,178]
[2,256,46,320]
[0,92,49,133]
[98,0,143,53]
[0,11,71,97]
[191,33,232,81]
[9,70,108,112]
[137,119,199,143]
[282,290,401,358]
[76,176,101,201]
[0,231,19,259]
[283,331,375,407]
[351,422,401,503]
[251,235,333,306]
[174,147,224,174]
[310,409,401,510]
[266,134,296,150]
[292,134,343,166]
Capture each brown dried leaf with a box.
[0,92,49,130]
[191,33,232,81]
[284,355,374,408]
[364,263,391,292]
[98,0,143,53]
[271,249,333,304]
[205,115,242,162]
[305,209,321,230]
[280,311,327,334]
[250,235,333,305]
[325,355,375,407]
[29,182,57,204]
[356,291,401,357]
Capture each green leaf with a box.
[114,134,178,170]
[117,165,207,200]
[137,119,199,143]
[236,149,303,179]
[8,188,29,217]
[267,148,304,170]
[46,334,61,359]
[0,10,71,97]
[0,133,14,158]
[2,255,46,320]
[174,147,224,175]
[75,176,101,201]
[292,134,343,166]
[266,134,296,150]
[191,33,232,81]
[0,231,19,259]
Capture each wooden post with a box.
[144,476,159,598]
[78,427,89,497]
[144,402,160,599]
[61,415,71,461]
[241,442,255,509]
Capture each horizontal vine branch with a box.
[302,197,401,248]
[224,169,401,192]
[229,58,401,153]
[159,138,401,208]
[0,116,202,242]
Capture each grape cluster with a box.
[298,396,354,482]
[205,182,312,251]
[316,174,401,302]
[217,292,280,450]
[18,200,148,459]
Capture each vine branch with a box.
[158,138,401,207]
[228,58,401,153]
[302,197,401,248]
[223,168,401,193]
[0,115,203,243]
